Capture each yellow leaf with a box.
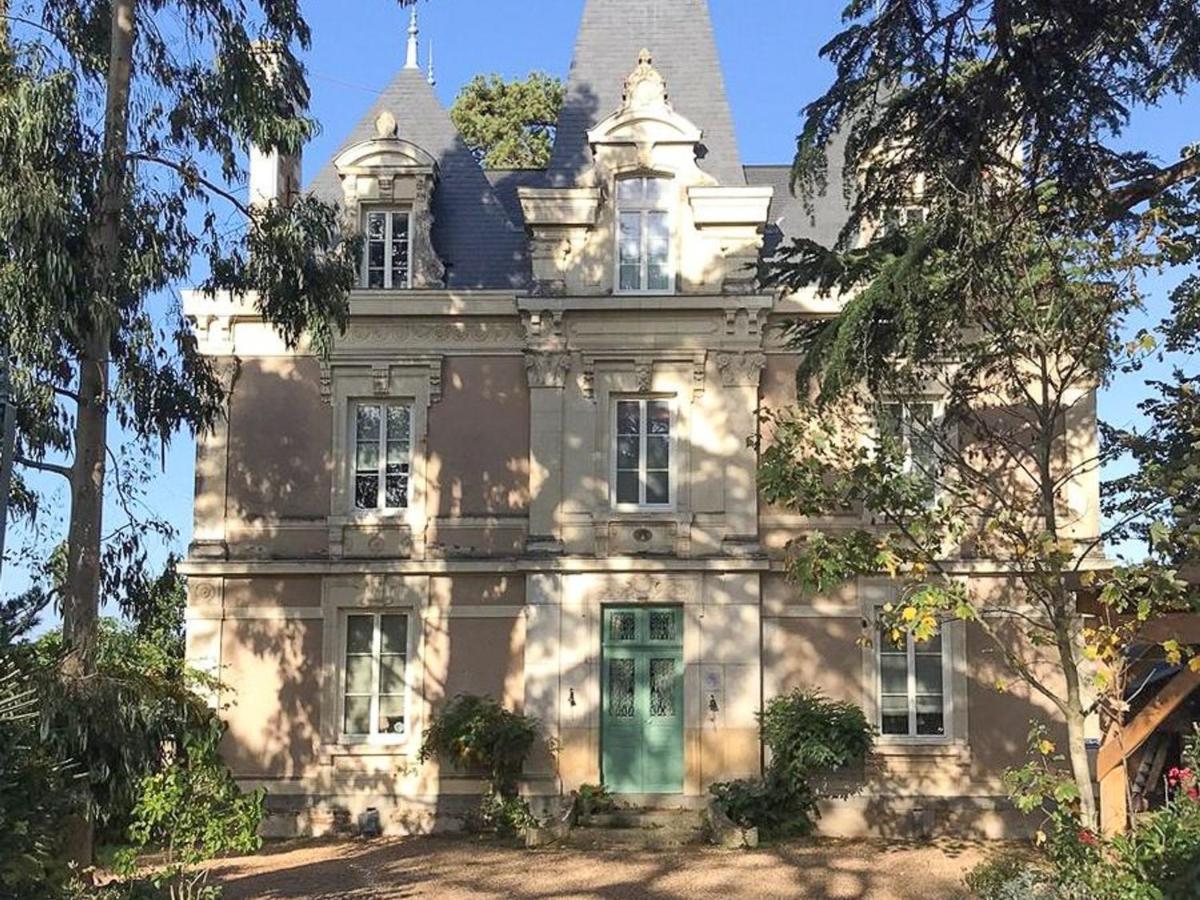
[994,679,1008,693]
[1035,829,1047,847]
[902,606,918,623]
[1164,639,1183,666]
[1039,739,1055,756]
[1189,657,1200,674]
[1083,645,1100,661]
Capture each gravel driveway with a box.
[208,835,992,899]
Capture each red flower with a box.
[1188,786,1199,801]
[1078,829,1099,846]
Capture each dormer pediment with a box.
[586,49,703,157]
[333,138,438,175]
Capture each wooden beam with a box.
[1098,666,1200,780]
[1100,764,1128,837]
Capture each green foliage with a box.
[0,657,81,899]
[709,690,873,838]
[115,719,263,883]
[450,72,564,168]
[419,694,545,833]
[574,782,616,818]
[980,726,1200,899]
[964,854,1054,900]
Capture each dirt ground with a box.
[207,834,997,899]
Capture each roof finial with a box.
[427,39,436,85]
[405,7,419,70]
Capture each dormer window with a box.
[363,208,412,289]
[616,176,673,293]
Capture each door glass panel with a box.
[609,612,636,642]
[649,658,675,717]
[648,610,675,641]
[608,659,635,718]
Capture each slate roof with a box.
[309,68,529,289]
[307,1,853,289]
[547,0,745,187]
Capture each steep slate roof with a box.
[547,0,745,187]
[309,68,529,289]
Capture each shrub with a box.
[996,723,1200,900]
[964,853,1054,900]
[419,694,544,834]
[574,782,616,818]
[709,689,874,839]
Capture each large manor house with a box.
[182,0,1099,836]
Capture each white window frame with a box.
[879,398,943,506]
[875,622,952,742]
[880,205,928,238]
[351,400,413,514]
[611,396,676,511]
[362,207,413,290]
[614,175,675,295]
[339,610,411,746]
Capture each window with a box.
[614,398,672,507]
[616,176,672,293]
[363,208,411,289]
[878,625,946,738]
[353,402,412,511]
[879,400,939,504]
[342,612,408,738]
[880,205,928,238]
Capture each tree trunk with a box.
[61,0,136,679]
[59,0,136,870]
[1057,620,1098,828]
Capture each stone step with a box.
[566,823,706,850]
[581,808,705,830]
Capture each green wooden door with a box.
[601,606,683,794]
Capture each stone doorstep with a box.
[581,808,706,830]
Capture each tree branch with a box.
[1105,154,1200,222]
[15,455,72,480]
[126,152,250,215]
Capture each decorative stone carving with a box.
[371,364,391,396]
[715,351,766,387]
[635,361,653,392]
[524,352,572,389]
[318,361,332,405]
[622,48,669,111]
[375,110,398,139]
[339,321,522,349]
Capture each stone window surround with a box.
[859,579,969,749]
[319,575,430,759]
[327,359,441,557]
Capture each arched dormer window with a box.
[616,176,673,294]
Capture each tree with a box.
[765,1,1200,828]
[450,72,564,168]
[0,3,364,685]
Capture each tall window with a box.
[354,402,412,511]
[880,400,939,504]
[878,625,946,737]
[343,612,408,738]
[363,209,411,289]
[614,398,672,507]
[616,176,672,293]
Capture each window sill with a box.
[338,512,414,526]
[323,738,409,757]
[872,740,971,761]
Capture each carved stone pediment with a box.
[586,49,703,155]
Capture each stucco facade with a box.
[181,0,1100,839]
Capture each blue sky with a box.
[2,0,1196,598]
